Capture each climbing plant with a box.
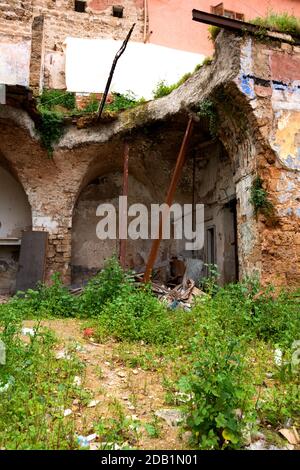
[250,176,275,218]
[197,99,218,137]
[37,109,65,156]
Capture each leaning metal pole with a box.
[143,116,194,283]
[119,142,129,269]
[96,23,136,121]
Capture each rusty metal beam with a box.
[143,116,194,283]
[192,9,300,44]
[192,9,258,34]
[119,142,129,269]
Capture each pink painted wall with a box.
[148,0,300,54]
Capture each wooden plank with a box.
[16,231,48,292]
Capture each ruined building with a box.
[0,2,300,293]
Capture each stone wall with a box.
[0,31,299,289]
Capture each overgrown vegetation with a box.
[36,89,146,154]
[250,176,275,218]
[251,12,300,36]
[197,99,218,136]
[152,63,208,99]
[0,309,87,448]
[0,258,299,449]
[208,25,221,42]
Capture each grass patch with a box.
[152,65,202,99]
[0,258,299,450]
[0,312,87,448]
[251,12,300,36]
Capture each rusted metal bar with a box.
[96,23,135,121]
[143,116,194,283]
[119,142,129,269]
[192,9,259,34]
[192,9,300,44]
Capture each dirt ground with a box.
[23,319,186,450]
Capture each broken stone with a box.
[155,408,184,427]
[181,431,193,445]
[117,371,126,378]
[87,399,100,408]
[73,376,81,386]
[55,350,71,360]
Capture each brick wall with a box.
[0,0,145,89]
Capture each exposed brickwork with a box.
[30,15,45,92]
[0,0,145,89]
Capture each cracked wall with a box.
[0,31,299,289]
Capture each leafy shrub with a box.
[78,256,134,317]
[95,286,174,344]
[193,278,300,347]
[105,91,145,112]
[153,72,192,99]
[6,273,77,318]
[153,80,178,99]
[38,89,76,112]
[180,338,255,449]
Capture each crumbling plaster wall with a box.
[0,0,145,90]
[0,31,299,287]
[235,37,300,286]
[71,136,235,284]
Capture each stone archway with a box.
[0,156,32,294]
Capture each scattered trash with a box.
[76,433,98,449]
[21,327,35,337]
[246,439,293,450]
[274,348,283,366]
[149,278,205,310]
[63,409,73,417]
[83,328,95,339]
[87,399,100,408]
[155,408,184,427]
[173,391,193,404]
[0,340,6,365]
[117,371,126,378]
[55,350,71,360]
[0,376,15,394]
[279,427,300,445]
[73,376,82,386]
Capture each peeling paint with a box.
[270,111,300,170]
